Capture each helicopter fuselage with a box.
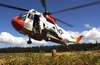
[11,9,82,46]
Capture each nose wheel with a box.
[27,38,32,44]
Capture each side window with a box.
[28,13,31,18]
[27,13,34,20]
[30,14,33,20]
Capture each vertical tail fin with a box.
[75,35,83,43]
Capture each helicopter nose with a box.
[11,16,24,31]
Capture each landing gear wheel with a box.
[27,41,32,44]
[27,38,32,44]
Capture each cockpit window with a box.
[18,12,28,21]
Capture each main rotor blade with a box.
[0,3,29,11]
[51,1,100,14]
[55,18,74,27]
[41,0,47,12]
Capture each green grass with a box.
[0,50,100,65]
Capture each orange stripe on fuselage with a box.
[45,15,56,25]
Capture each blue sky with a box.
[0,0,100,48]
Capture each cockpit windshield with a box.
[18,12,28,21]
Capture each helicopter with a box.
[0,0,100,48]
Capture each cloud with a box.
[0,32,47,47]
[67,27,100,43]
[84,23,92,28]
[0,27,100,47]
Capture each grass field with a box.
[0,50,100,65]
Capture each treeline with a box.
[0,43,100,53]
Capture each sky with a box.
[0,0,100,48]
